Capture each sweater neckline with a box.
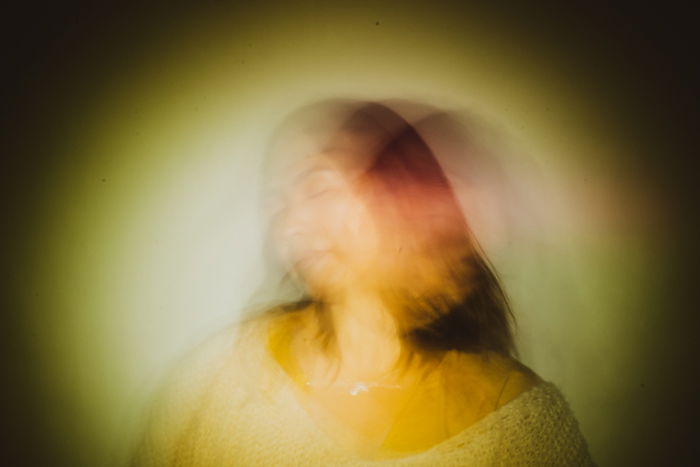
[261,339,551,463]
[275,369,551,463]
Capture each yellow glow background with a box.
[6,2,695,466]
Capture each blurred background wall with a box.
[2,2,698,465]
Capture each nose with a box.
[283,227,308,245]
[272,205,315,253]
[274,204,308,239]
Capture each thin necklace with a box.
[304,380,403,396]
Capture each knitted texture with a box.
[134,322,595,466]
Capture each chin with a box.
[296,264,349,297]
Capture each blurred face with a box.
[264,102,478,327]
[268,153,380,295]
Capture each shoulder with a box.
[133,324,241,464]
[435,380,595,466]
[147,312,282,414]
[492,381,596,465]
[439,351,542,413]
[492,356,542,409]
[134,314,279,461]
[146,323,243,415]
[440,359,594,464]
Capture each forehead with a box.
[266,117,380,174]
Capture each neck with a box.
[325,290,403,380]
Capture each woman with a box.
[135,100,595,465]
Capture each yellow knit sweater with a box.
[134,321,595,466]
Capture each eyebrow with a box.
[264,158,346,203]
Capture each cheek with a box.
[335,201,379,252]
[311,197,356,242]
